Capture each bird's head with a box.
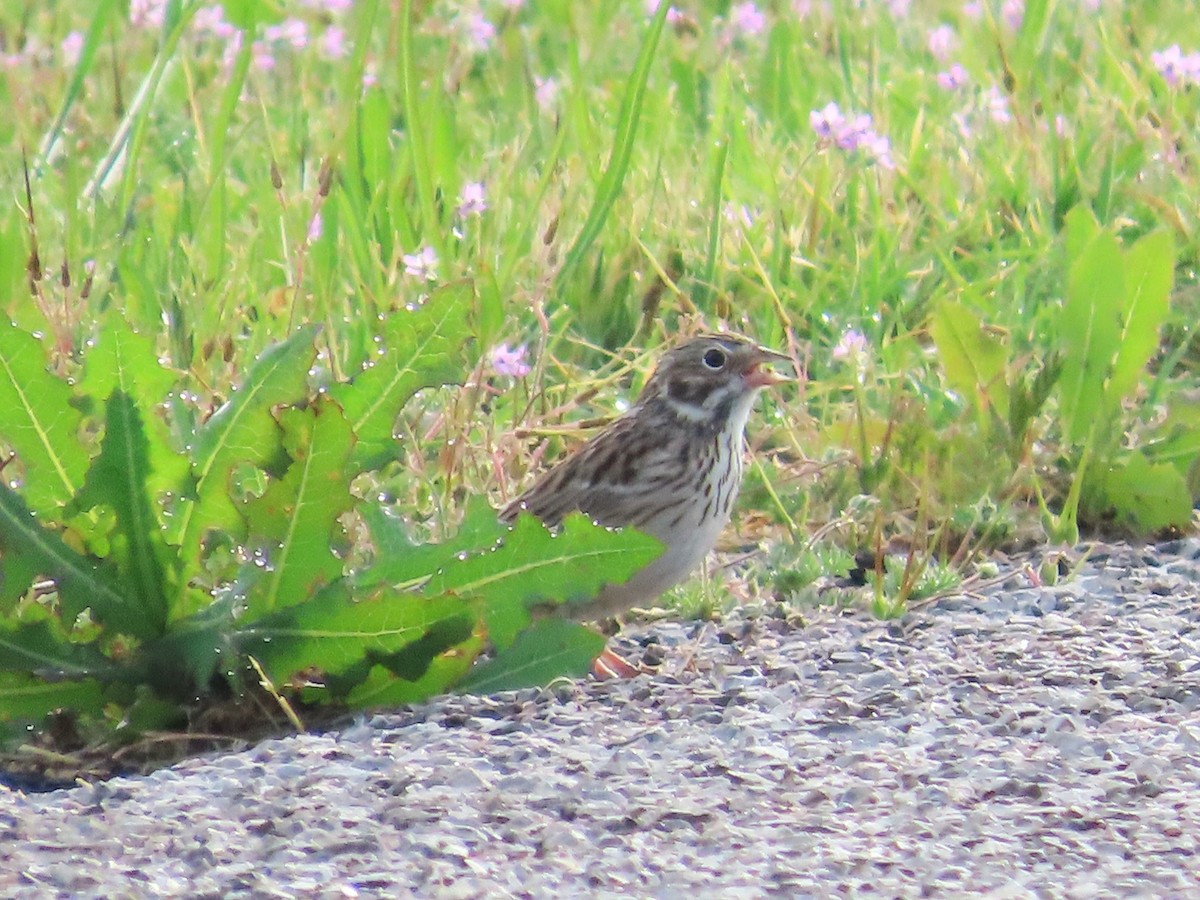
[643,334,792,430]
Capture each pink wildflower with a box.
[832,329,868,362]
[129,0,167,29]
[457,182,488,218]
[811,102,895,169]
[60,31,84,66]
[491,344,531,379]
[264,18,308,50]
[645,0,684,24]
[193,6,236,39]
[937,63,969,91]
[320,26,348,59]
[403,246,439,281]
[984,85,1011,123]
[927,25,956,61]
[730,2,767,36]
[461,13,495,53]
[534,75,559,111]
[1002,0,1024,29]
[1152,45,1200,87]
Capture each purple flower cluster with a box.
[188,4,354,72]
[810,102,895,169]
[403,246,439,281]
[491,344,531,379]
[1152,45,1200,87]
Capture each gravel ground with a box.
[3,539,1200,897]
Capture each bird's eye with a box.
[702,348,727,370]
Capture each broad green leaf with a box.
[112,690,189,736]
[330,282,471,472]
[72,391,171,636]
[135,594,238,697]
[1144,398,1200,479]
[1147,425,1200,476]
[456,618,606,694]
[241,398,356,619]
[421,513,663,651]
[169,326,318,613]
[0,482,149,639]
[0,206,26,310]
[1109,230,1174,403]
[929,301,1010,423]
[1063,204,1101,277]
[82,315,177,403]
[0,619,115,681]
[1059,209,1124,444]
[345,641,482,707]
[234,581,479,685]
[0,550,38,614]
[0,320,88,515]
[475,265,505,352]
[0,672,105,723]
[331,612,479,704]
[1094,452,1193,534]
[354,497,509,590]
[82,315,188,497]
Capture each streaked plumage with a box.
[501,333,789,621]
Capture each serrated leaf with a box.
[0,482,148,639]
[0,618,117,687]
[0,550,38,614]
[456,618,605,694]
[135,593,238,697]
[234,581,479,686]
[0,671,105,723]
[1109,230,1173,403]
[354,497,509,591]
[1144,399,1200,474]
[333,613,480,704]
[330,281,471,472]
[0,320,88,515]
[169,326,318,614]
[929,301,1010,423]
[421,513,663,651]
[1059,209,1124,444]
[1095,452,1193,534]
[82,315,188,496]
[72,391,170,636]
[241,398,356,619]
[345,642,482,707]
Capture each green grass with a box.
[2,0,1200,772]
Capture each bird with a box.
[500,333,791,676]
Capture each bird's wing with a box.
[500,414,692,530]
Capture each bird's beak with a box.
[743,345,794,389]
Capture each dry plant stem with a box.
[248,655,305,733]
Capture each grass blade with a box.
[555,0,670,288]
